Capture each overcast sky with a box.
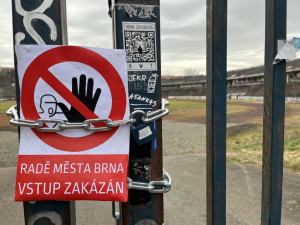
[0,0,299,75]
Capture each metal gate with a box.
[8,0,287,224]
[207,0,286,224]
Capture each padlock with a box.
[131,121,157,146]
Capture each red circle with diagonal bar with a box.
[21,46,127,152]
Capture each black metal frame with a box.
[9,0,288,224]
[112,0,164,224]
[262,0,286,224]
[206,0,227,224]
[11,0,75,224]
[206,0,287,225]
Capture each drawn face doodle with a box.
[39,94,58,117]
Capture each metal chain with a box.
[6,99,169,132]
[127,169,172,194]
[111,169,171,224]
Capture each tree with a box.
[182,68,199,76]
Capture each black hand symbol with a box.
[57,74,101,122]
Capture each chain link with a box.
[107,118,136,128]
[142,98,169,123]
[6,99,169,132]
[59,122,89,130]
[11,119,43,129]
[127,169,172,194]
[83,119,113,131]
[36,119,66,132]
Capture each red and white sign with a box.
[15,45,130,202]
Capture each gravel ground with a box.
[163,120,206,156]
[1,121,300,224]
[0,121,207,167]
[0,131,18,167]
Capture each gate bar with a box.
[11,0,75,224]
[261,0,287,224]
[206,0,227,224]
[112,0,164,224]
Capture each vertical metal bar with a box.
[11,0,75,224]
[261,0,286,224]
[206,0,227,224]
[112,0,163,224]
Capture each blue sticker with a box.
[152,121,157,151]
[293,37,300,52]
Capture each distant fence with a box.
[168,95,300,103]
[232,96,300,103]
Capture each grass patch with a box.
[0,101,16,114]
[166,99,206,121]
[167,99,206,110]
[227,125,263,166]
[227,123,300,173]
[0,101,17,131]
[227,156,256,164]
[292,162,300,171]
[166,99,253,121]
[168,99,252,113]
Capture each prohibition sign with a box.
[21,46,127,152]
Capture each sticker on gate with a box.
[14,45,130,202]
[123,22,157,71]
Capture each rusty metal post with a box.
[261,0,286,224]
[206,0,227,224]
[11,0,75,224]
[111,0,164,224]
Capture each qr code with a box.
[124,31,156,63]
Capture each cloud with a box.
[288,0,300,39]
[227,0,265,70]
[0,1,14,67]
[1,0,300,75]
[66,0,112,47]
[161,0,205,74]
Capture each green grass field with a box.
[167,98,300,173]
[167,100,206,109]
[0,101,16,114]
[1,99,299,173]
[168,98,251,112]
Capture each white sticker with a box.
[139,126,152,140]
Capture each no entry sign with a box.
[14,45,130,201]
